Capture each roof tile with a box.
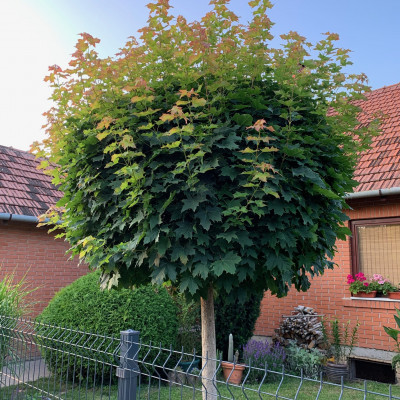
[0,145,62,217]
[353,83,400,192]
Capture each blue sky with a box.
[1,0,399,150]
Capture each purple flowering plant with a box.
[243,340,286,382]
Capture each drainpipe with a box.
[345,186,400,200]
[0,213,49,224]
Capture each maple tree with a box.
[36,0,378,395]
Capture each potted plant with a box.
[370,274,398,297]
[322,318,360,383]
[221,334,245,385]
[347,273,377,297]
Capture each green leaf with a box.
[216,231,238,243]
[175,221,193,239]
[192,263,210,279]
[395,314,400,329]
[384,326,399,342]
[196,207,222,231]
[192,98,207,107]
[182,196,201,212]
[212,252,242,276]
[392,354,400,369]
[180,276,199,295]
[157,236,169,256]
[313,185,340,199]
[292,166,325,187]
[221,166,237,181]
[162,140,181,149]
[233,113,252,126]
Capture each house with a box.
[0,144,88,314]
[254,82,400,375]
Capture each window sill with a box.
[349,296,400,302]
[343,297,400,309]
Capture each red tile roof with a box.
[0,145,62,217]
[354,82,400,192]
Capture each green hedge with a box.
[37,271,178,382]
[172,290,264,361]
[215,291,264,360]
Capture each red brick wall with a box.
[254,195,400,351]
[0,220,88,315]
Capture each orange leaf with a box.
[97,117,114,130]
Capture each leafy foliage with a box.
[36,0,378,302]
[171,290,263,358]
[215,291,264,360]
[37,271,178,381]
[172,292,201,355]
[384,308,400,368]
[0,271,37,374]
[284,341,323,379]
[322,318,359,364]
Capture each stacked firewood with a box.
[272,305,325,350]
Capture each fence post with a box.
[117,329,140,400]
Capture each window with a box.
[350,218,400,284]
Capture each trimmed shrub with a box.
[37,271,178,382]
[215,291,264,360]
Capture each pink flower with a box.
[355,272,366,282]
[364,282,369,287]
[378,280,385,284]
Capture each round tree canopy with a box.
[37,0,378,302]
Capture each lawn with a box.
[2,376,400,400]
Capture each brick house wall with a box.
[254,195,400,352]
[0,220,88,315]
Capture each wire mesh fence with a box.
[0,314,399,399]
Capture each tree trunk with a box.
[201,284,217,400]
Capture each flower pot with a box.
[221,362,245,385]
[324,362,349,383]
[388,291,400,300]
[352,291,377,298]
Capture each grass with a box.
[1,375,400,400]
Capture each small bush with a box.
[37,271,178,383]
[243,339,286,382]
[284,341,324,379]
[215,291,264,360]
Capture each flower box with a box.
[352,291,377,298]
[388,292,400,300]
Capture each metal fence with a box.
[0,314,399,399]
